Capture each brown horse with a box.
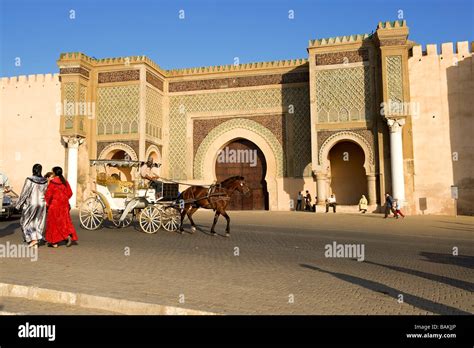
[177,176,250,237]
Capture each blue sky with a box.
[0,0,472,76]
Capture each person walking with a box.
[296,191,303,211]
[45,167,78,248]
[325,194,337,213]
[393,199,405,219]
[15,164,48,247]
[358,194,368,213]
[384,193,395,218]
[305,190,312,211]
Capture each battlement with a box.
[377,20,407,29]
[309,33,371,48]
[166,58,308,76]
[410,41,472,58]
[0,73,59,86]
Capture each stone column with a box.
[386,118,405,205]
[315,172,328,205]
[366,174,377,205]
[64,136,84,208]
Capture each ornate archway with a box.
[98,142,138,161]
[316,131,376,205]
[194,119,282,210]
[98,142,138,181]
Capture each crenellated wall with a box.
[409,41,473,215]
[0,74,64,192]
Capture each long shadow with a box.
[364,260,474,292]
[300,263,471,315]
[433,226,474,232]
[0,221,20,238]
[420,252,474,269]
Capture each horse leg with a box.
[179,204,190,233]
[221,210,231,237]
[187,207,199,233]
[210,211,220,236]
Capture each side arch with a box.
[98,142,138,161]
[318,131,375,175]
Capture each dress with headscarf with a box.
[16,176,48,242]
[45,177,78,244]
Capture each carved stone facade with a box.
[315,49,369,65]
[98,70,140,83]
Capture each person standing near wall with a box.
[296,191,303,211]
[15,164,48,247]
[326,194,337,213]
[305,190,312,211]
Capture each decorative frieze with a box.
[60,67,90,78]
[146,71,164,91]
[98,70,140,83]
[168,72,308,92]
[315,49,369,66]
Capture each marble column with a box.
[366,174,377,205]
[63,136,84,208]
[386,118,406,205]
[315,172,328,204]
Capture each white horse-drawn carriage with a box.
[79,159,181,233]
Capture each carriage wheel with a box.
[79,197,105,230]
[139,206,162,234]
[112,211,133,228]
[161,206,181,232]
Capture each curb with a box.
[0,283,216,315]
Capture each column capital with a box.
[62,135,85,148]
[386,118,405,133]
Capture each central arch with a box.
[197,126,280,210]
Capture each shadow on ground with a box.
[420,252,474,269]
[300,263,471,315]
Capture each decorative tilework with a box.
[146,86,162,139]
[98,70,140,83]
[63,83,76,129]
[146,71,164,91]
[315,49,368,66]
[97,85,139,135]
[386,55,403,104]
[79,85,87,131]
[315,66,372,123]
[169,72,308,92]
[169,86,311,179]
[60,67,90,78]
[194,118,284,179]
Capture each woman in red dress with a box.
[45,167,78,248]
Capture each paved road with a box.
[0,210,473,314]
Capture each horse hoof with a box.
[225,233,230,238]
[211,232,217,237]
[191,227,196,233]
[180,230,184,235]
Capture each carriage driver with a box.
[140,156,162,200]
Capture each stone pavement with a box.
[0,210,472,314]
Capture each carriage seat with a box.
[96,173,134,198]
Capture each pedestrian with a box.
[45,167,78,248]
[393,199,405,219]
[305,190,312,211]
[325,194,337,213]
[0,170,11,216]
[384,193,395,218]
[15,164,48,247]
[296,191,303,211]
[44,172,54,183]
[358,194,368,213]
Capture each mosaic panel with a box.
[79,85,87,131]
[169,86,311,179]
[98,70,140,83]
[169,71,308,92]
[315,66,372,123]
[315,49,368,65]
[146,71,164,91]
[146,86,163,139]
[386,55,404,104]
[194,118,284,179]
[63,82,76,129]
[60,67,90,78]
[97,85,139,135]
